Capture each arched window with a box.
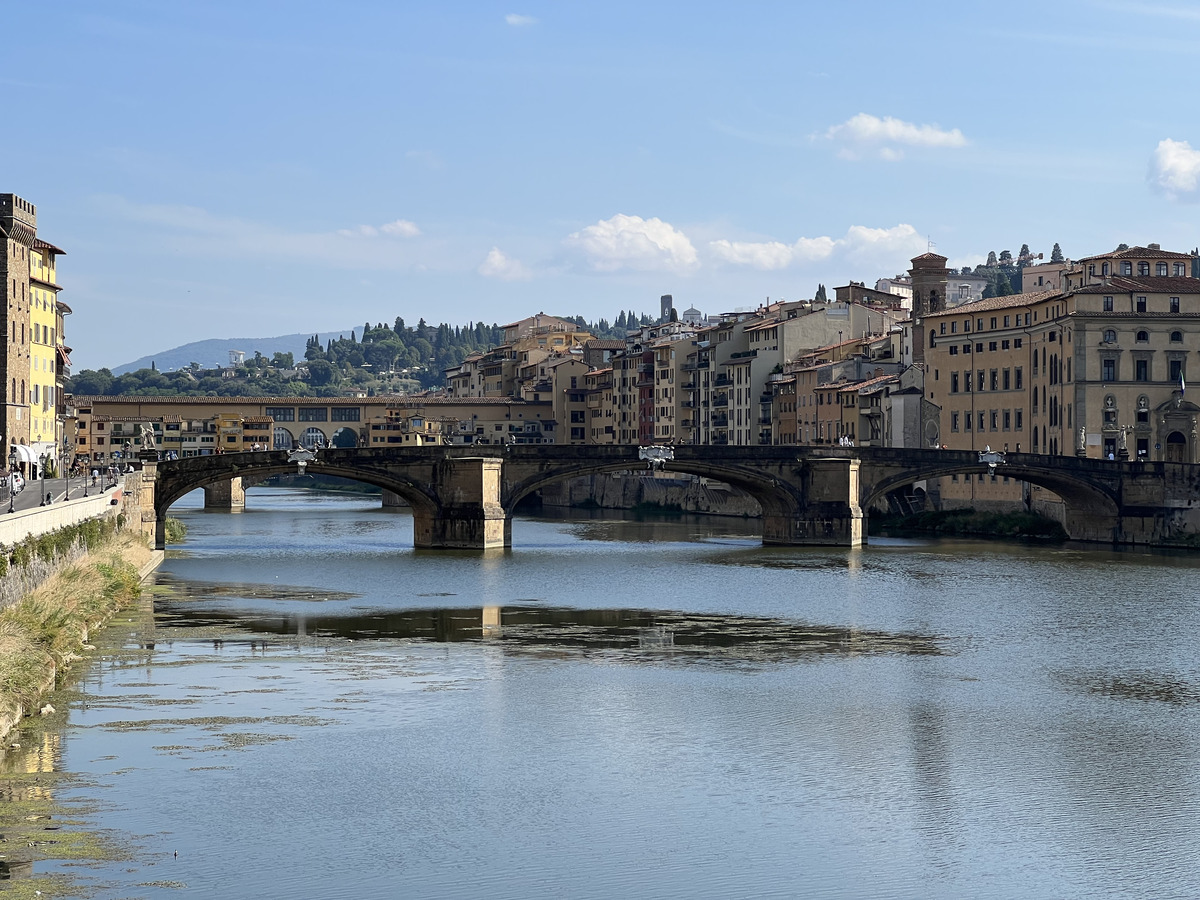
[300,427,326,449]
[273,427,294,450]
[1138,262,1150,276]
[929,330,935,348]
[1171,330,1183,343]
[1102,262,1110,276]
[1137,395,1150,423]
[1136,330,1149,343]
[1103,329,1117,343]
[331,427,358,448]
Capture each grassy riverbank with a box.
[870,507,1068,541]
[0,533,152,744]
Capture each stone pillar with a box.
[203,477,245,511]
[414,458,507,550]
[763,458,864,547]
[138,451,161,547]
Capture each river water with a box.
[12,487,1200,898]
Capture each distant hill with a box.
[111,329,357,375]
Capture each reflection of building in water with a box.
[0,730,60,802]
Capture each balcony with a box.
[713,375,732,388]
[758,416,772,425]
[711,396,728,408]
[711,414,729,428]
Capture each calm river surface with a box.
[20,488,1200,898]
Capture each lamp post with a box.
[39,452,48,505]
[62,434,70,501]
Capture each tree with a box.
[815,283,828,303]
[995,275,1015,297]
[999,249,1014,265]
[271,351,294,368]
[306,359,336,386]
[1117,243,1129,251]
[1017,244,1031,268]
[1051,243,1064,263]
[986,251,998,267]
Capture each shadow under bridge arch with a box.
[500,455,807,545]
[152,451,443,548]
[859,451,1122,543]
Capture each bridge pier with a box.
[413,457,507,550]
[764,458,864,547]
[203,477,245,511]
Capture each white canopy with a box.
[8,444,37,463]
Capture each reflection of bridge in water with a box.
[137,445,1200,550]
[150,598,946,663]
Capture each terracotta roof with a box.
[1077,246,1193,262]
[910,251,949,264]
[744,318,783,333]
[923,289,1060,318]
[33,238,66,255]
[1071,276,1200,294]
[583,339,625,350]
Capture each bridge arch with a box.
[153,451,442,538]
[501,456,806,545]
[857,450,1122,542]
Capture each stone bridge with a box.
[137,445,1200,550]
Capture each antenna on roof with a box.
[927,237,936,252]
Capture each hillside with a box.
[111,330,357,375]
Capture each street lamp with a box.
[63,434,70,501]
[39,452,48,506]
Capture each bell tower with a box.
[908,251,949,365]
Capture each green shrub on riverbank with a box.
[870,507,1067,541]
[3,517,117,577]
[163,517,188,543]
[0,535,145,735]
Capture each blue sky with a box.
[6,1,1200,370]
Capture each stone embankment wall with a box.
[0,472,144,612]
[538,473,762,517]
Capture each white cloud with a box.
[505,13,537,26]
[1149,138,1200,200]
[708,224,921,271]
[479,247,532,281]
[337,218,421,239]
[565,214,699,274]
[823,113,967,160]
[380,219,421,237]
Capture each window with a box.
[1171,330,1184,343]
[1158,262,1169,276]
[951,372,959,393]
[976,343,984,354]
[951,321,957,334]
[266,406,295,422]
[1135,359,1149,381]
[1139,262,1150,276]
[977,370,985,392]
[1003,369,1011,390]
[990,411,998,431]
[1121,262,1133,276]
[990,318,997,329]
[1103,295,1114,312]
[1102,262,1111,276]
[1102,358,1116,381]
[990,370,999,391]
[1015,368,1023,390]
[298,408,328,422]
[1171,297,1180,313]
[1004,316,1011,327]
[570,410,585,423]
[330,407,360,422]
[1014,338,1023,349]
[963,370,971,392]
[1015,409,1023,430]
[977,319,984,332]
[1103,329,1117,343]
[964,344,972,354]
[1136,330,1149,343]
[979,413,986,432]
[1003,410,1011,430]
[1136,296,1147,313]
[1175,263,1186,276]
[965,413,972,431]
[1002,340,1011,350]
[949,345,958,355]
[951,412,960,432]
[1170,358,1184,382]
[989,341,998,351]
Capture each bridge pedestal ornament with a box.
[413,457,508,550]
